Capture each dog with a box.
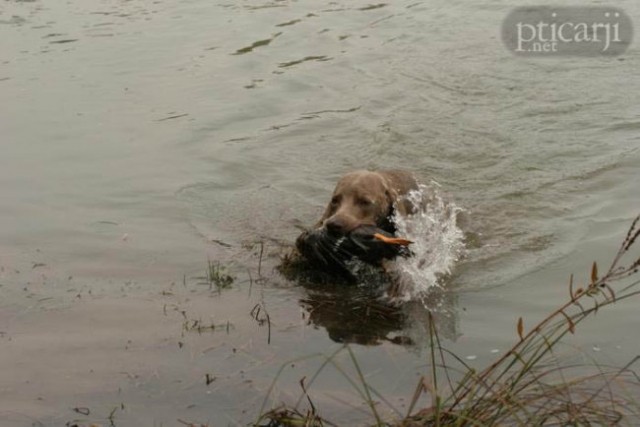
[295,170,420,276]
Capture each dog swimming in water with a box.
[295,170,420,277]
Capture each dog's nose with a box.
[325,217,349,236]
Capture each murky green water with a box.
[1,0,639,425]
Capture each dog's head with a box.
[320,170,399,236]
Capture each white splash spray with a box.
[385,182,466,302]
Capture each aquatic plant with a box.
[205,259,234,292]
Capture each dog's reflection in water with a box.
[300,284,410,346]
[298,279,459,347]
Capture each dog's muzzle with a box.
[296,225,408,270]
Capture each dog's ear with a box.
[317,201,333,227]
[317,186,340,228]
[380,182,418,233]
[378,187,399,233]
[379,170,419,216]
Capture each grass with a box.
[205,259,234,292]
[256,214,640,426]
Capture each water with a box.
[1,0,639,424]
[387,183,466,302]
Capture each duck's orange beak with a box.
[373,233,413,246]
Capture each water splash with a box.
[386,183,466,303]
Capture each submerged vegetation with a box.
[204,259,234,291]
[256,215,640,426]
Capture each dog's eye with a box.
[330,196,341,206]
[357,198,373,207]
